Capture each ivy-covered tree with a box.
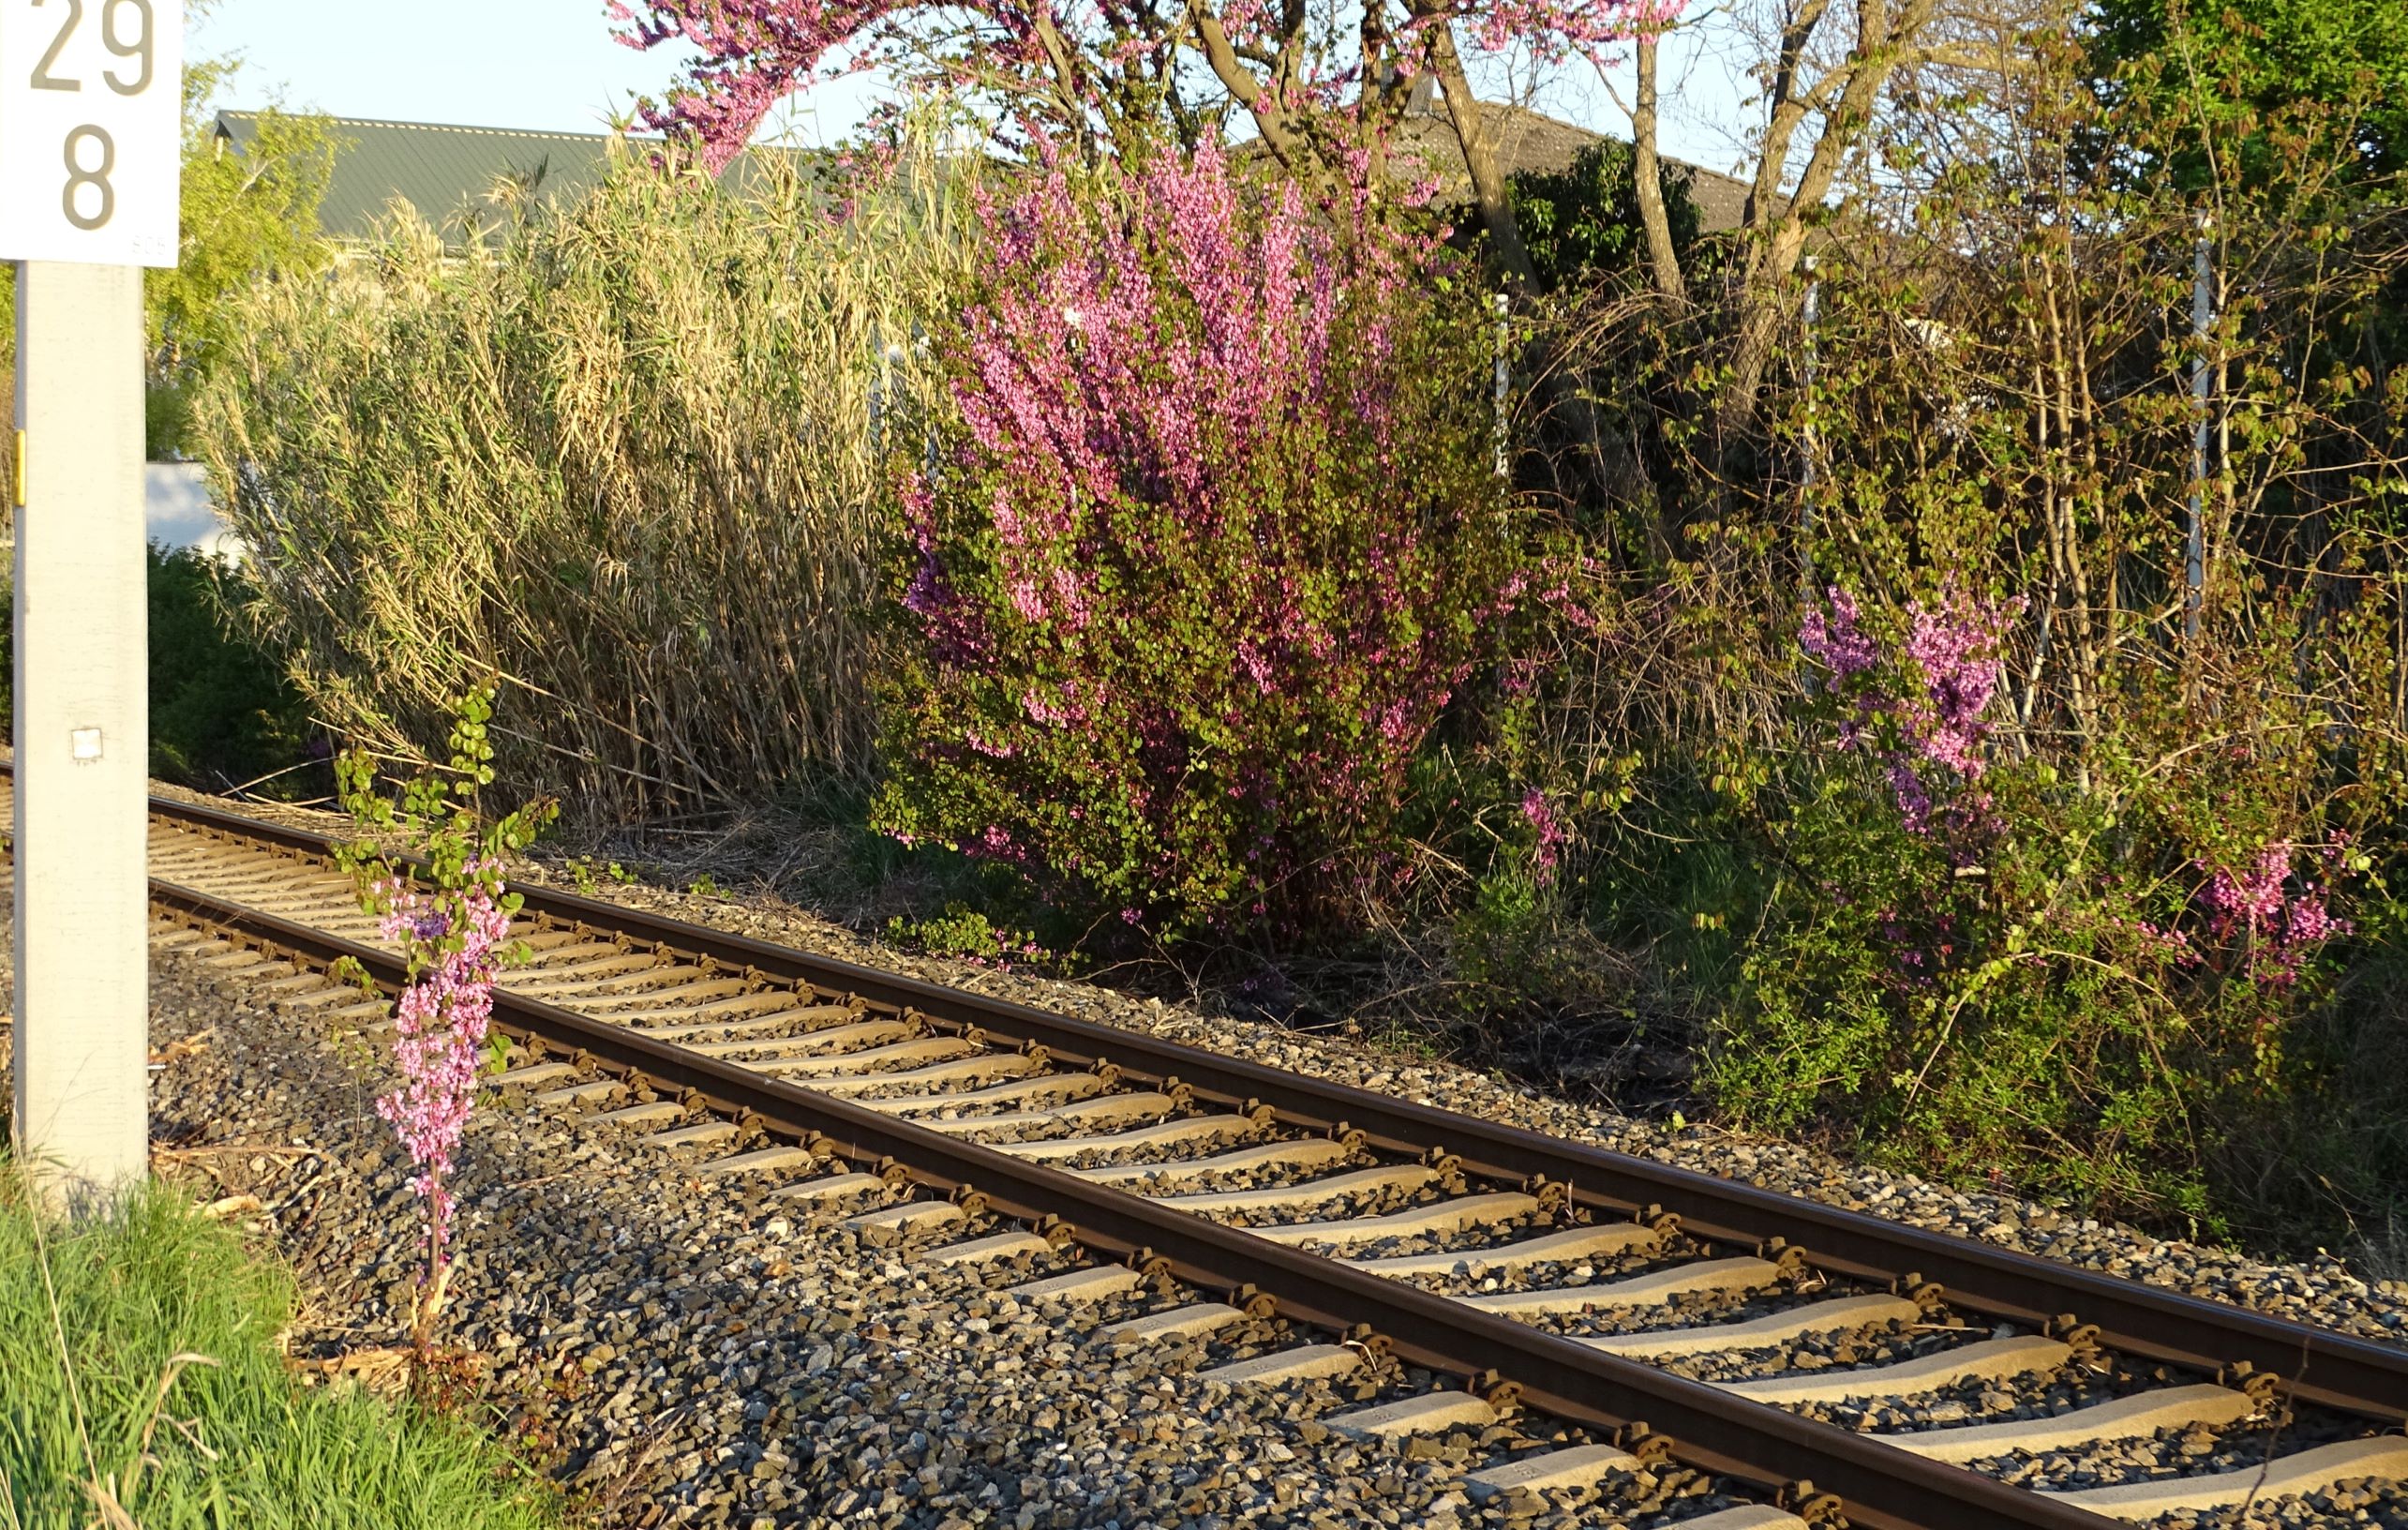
[1508,138,1700,294]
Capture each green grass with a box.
[1,1162,560,1530]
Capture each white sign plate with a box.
[0,0,182,266]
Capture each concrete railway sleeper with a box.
[7,773,2406,1530]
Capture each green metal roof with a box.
[212,111,810,246]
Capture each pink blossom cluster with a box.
[1798,587,1877,684]
[1521,788,1567,885]
[905,137,1394,727]
[1800,583,2021,832]
[1899,589,2023,779]
[612,0,1685,178]
[371,863,512,1278]
[937,137,1351,579]
[2198,840,2352,984]
[1442,0,1685,67]
[610,0,1059,172]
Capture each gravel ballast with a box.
[74,940,1747,1529]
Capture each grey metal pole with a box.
[1800,255,1820,597]
[2186,216,2212,643]
[1492,291,1510,479]
[11,260,152,1204]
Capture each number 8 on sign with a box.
[0,0,181,266]
[63,123,114,228]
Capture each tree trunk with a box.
[1426,22,1540,294]
[1715,0,1938,442]
[1188,0,1329,201]
[1718,214,1812,437]
[1632,33,1685,303]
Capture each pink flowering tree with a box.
[872,140,1522,937]
[608,0,1681,284]
[335,687,558,1349]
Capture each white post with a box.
[11,261,151,1200]
[3,0,185,1203]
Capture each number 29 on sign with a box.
[0,0,182,268]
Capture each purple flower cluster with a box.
[1800,583,2022,832]
[935,137,1351,598]
[1798,587,1878,682]
[371,863,512,1285]
[1521,788,1567,885]
[2199,840,2352,985]
[1899,590,2022,779]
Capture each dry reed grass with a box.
[195,140,981,820]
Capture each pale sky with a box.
[196,0,1758,179]
[192,0,890,143]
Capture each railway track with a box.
[19,773,2408,1530]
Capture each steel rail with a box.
[131,786,2408,1426]
[144,873,2120,1530]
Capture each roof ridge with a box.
[1401,96,1754,191]
[217,109,640,143]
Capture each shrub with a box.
[1506,23,2408,1243]
[196,135,980,818]
[872,141,1526,938]
[1705,583,2389,1214]
[148,546,318,795]
[0,548,316,797]
[885,903,1063,971]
